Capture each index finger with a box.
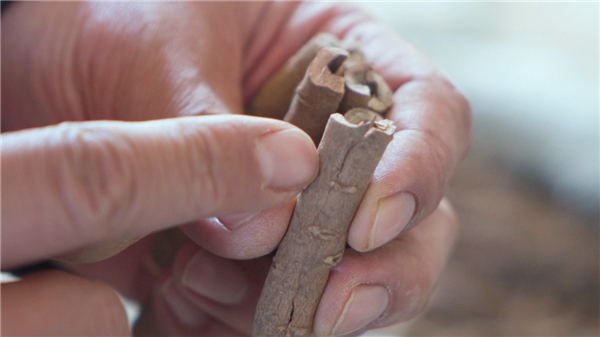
[1,116,318,269]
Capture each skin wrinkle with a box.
[77,3,154,121]
[60,8,87,122]
[184,3,246,116]
[174,122,218,215]
[241,2,273,76]
[54,123,136,243]
[242,3,302,100]
[396,79,470,163]
[191,126,222,216]
[242,2,350,101]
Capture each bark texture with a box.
[247,34,340,120]
[283,47,348,145]
[253,113,395,337]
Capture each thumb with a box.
[1,270,130,336]
[2,115,318,268]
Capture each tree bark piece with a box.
[253,113,395,337]
[246,33,341,120]
[344,107,383,125]
[337,78,370,114]
[366,72,394,115]
[343,52,394,117]
[283,47,348,145]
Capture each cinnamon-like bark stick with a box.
[283,47,348,145]
[343,51,394,116]
[247,34,341,120]
[253,113,395,337]
[366,72,394,115]
[337,78,370,113]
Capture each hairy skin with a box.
[2,2,470,336]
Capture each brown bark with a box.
[366,72,394,115]
[337,78,370,114]
[246,33,341,120]
[253,112,395,337]
[343,49,394,116]
[283,47,349,145]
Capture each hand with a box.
[1,2,471,336]
[1,2,319,335]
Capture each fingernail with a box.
[218,211,260,230]
[161,278,207,328]
[331,285,390,336]
[182,250,248,305]
[256,128,318,190]
[368,192,416,251]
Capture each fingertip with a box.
[256,127,319,191]
[315,284,390,336]
[2,270,130,336]
[348,192,416,252]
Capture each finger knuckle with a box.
[176,124,226,215]
[54,122,135,239]
[442,78,473,155]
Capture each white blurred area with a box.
[354,1,599,217]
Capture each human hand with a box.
[145,3,471,336]
[1,2,318,335]
[1,1,471,336]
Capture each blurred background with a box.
[353,1,599,336]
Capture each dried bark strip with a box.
[253,113,395,337]
[337,78,370,114]
[366,72,394,115]
[283,47,348,145]
[343,49,394,116]
[247,33,341,120]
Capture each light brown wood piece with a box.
[337,76,371,113]
[343,49,394,117]
[283,47,348,145]
[246,33,341,119]
[253,113,395,337]
[367,72,394,115]
[344,107,383,124]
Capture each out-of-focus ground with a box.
[355,2,599,336]
[372,149,599,336]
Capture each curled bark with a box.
[366,72,394,115]
[345,63,394,116]
[337,78,370,114]
[283,47,348,145]
[246,33,341,120]
[253,113,395,337]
